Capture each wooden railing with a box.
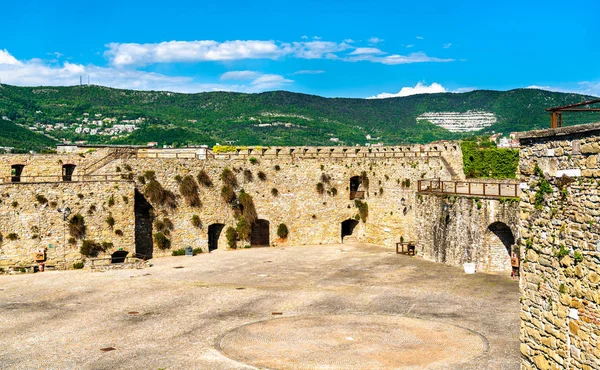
[206,150,442,160]
[417,178,520,198]
[0,174,127,184]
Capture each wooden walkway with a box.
[417,178,520,198]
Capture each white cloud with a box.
[0,49,290,93]
[526,83,600,97]
[443,43,452,49]
[220,70,293,90]
[406,44,415,48]
[301,35,308,40]
[313,36,322,40]
[343,39,355,43]
[105,39,355,66]
[368,37,384,44]
[346,52,453,65]
[0,49,21,65]
[416,36,424,40]
[220,70,260,80]
[250,74,293,90]
[367,82,448,99]
[349,47,385,55]
[292,70,325,75]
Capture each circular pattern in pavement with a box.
[219,314,487,369]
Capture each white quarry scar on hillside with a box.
[416,111,497,132]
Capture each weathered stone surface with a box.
[519,125,600,370]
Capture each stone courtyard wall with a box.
[0,144,462,264]
[0,180,135,269]
[517,123,600,370]
[415,194,520,272]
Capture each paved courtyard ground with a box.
[0,243,520,369]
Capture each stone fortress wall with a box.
[517,123,600,370]
[1,143,472,268]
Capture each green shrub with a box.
[238,190,257,224]
[144,180,177,208]
[73,261,84,269]
[191,214,202,228]
[77,193,84,199]
[321,173,331,184]
[114,229,123,236]
[179,175,201,207]
[124,164,132,172]
[257,171,267,181]
[271,188,279,196]
[534,165,552,210]
[243,169,254,182]
[80,240,106,257]
[154,218,174,236]
[153,232,171,250]
[197,170,213,187]
[107,195,115,207]
[172,248,186,256]
[316,182,325,195]
[11,201,18,208]
[249,157,258,165]
[68,214,86,239]
[354,200,369,222]
[192,247,202,255]
[137,175,146,184]
[221,168,238,188]
[143,170,156,181]
[274,165,281,171]
[277,223,289,239]
[555,245,569,258]
[574,250,584,264]
[115,166,121,172]
[122,195,129,204]
[221,185,237,204]
[236,216,252,241]
[330,187,338,196]
[226,226,238,249]
[7,233,18,241]
[105,215,115,229]
[35,194,48,204]
[174,175,183,183]
[360,171,370,190]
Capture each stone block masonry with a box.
[415,194,520,272]
[0,181,135,269]
[0,144,462,266]
[517,122,600,370]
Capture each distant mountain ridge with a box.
[0,84,598,152]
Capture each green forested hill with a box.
[0,84,598,151]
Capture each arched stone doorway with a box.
[251,219,270,246]
[208,223,225,251]
[62,164,76,182]
[11,164,25,183]
[341,219,359,243]
[487,222,515,271]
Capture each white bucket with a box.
[463,263,476,274]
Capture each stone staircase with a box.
[440,156,461,180]
[83,148,136,176]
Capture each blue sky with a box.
[0,0,598,98]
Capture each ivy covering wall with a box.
[461,140,519,179]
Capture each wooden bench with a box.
[396,241,416,256]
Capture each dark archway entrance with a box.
[11,164,25,183]
[62,164,76,182]
[251,219,270,246]
[341,219,359,242]
[111,250,129,264]
[487,221,515,271]
[134,189,154,259]
[208,223,225,251]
